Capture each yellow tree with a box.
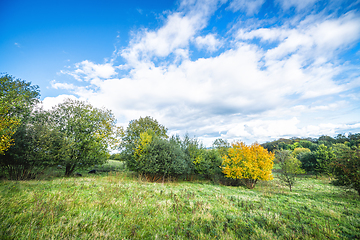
[221,141,274,189]
[0,103,20,155]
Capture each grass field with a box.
[0,160,359,239]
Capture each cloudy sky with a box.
[1,0,360,146]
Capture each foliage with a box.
[109,153,122,160]
[121,116,167,149]
[49,99,121,176]
[0,74,39,154]
[297,151,317,173]
[0,74,42,178]
[332,143,351,158]
[276,150,305,191]
[292,147,311,157]
[212,138,230,157]
[0,109,62,180]
[332,148,360,196]
[0,107,19,154]
[221,141,274,189]
[121,116,168,173]
[314,144,336,177]
[132,135,190,181]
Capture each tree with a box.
[332,148,360,196]
[314,144,335,177]
[297,151,317,174]
[50,99,121,176]
[0,74,39,154]
[132,132,189,182]
[221,141,274,189]
[1,108,61,179]
[292,148,311,158]
[212,138,230,157]
[121,116,168,172]
[0,106,20,154]
[121,116,167,149]
[276,150,305,191]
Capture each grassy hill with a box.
[0,161,359,239]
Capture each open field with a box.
[1,161,359,239]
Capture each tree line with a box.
[1,74,359,195]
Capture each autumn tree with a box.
[276,150,305,191]
[221,141,274,189]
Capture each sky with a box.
[1,0,360,146]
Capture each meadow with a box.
[0,160,359,240]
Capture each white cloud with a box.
[227,0,265,15]
[276,0,319,11]
[121,0,224,67]
[61,60,117,81]
[53,0,360,145]
[195,33,222,52]
[50,80,76,90]
[42,94,81,110]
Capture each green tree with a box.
[0,74,39,154]
[297,151,317,174]
[315,144,335,177]
[50,99,121,176]
[292,148,311,158]
[276,150,305,191]
[0,108,62,180]
[212,138,230,157]
[121,116,168,172]
[121,116,167,149]
[133,135,190,182]
[332,148,360,196]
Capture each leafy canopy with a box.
[276,150,305,191]
[221,141,274,189]
[332,148,360,196]
[50,99,121,176]
[0,74,39,154]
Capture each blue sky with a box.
[1,0,360,146]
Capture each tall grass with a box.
[0,162,359,239]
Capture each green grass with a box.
[0,162,359,239]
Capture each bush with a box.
[332,148,360,196]
[276,150,305,191]
[297,151,317,174]
[134,136,190,181]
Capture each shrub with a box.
[332,148,360,196]
[133,135,190,181]
[276,150,305,191]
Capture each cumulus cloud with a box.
[60,60,117,81]
[42,94,81,110]
[52,0,360,145]
[194,34,222,52]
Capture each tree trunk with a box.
[65,164,75,176]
